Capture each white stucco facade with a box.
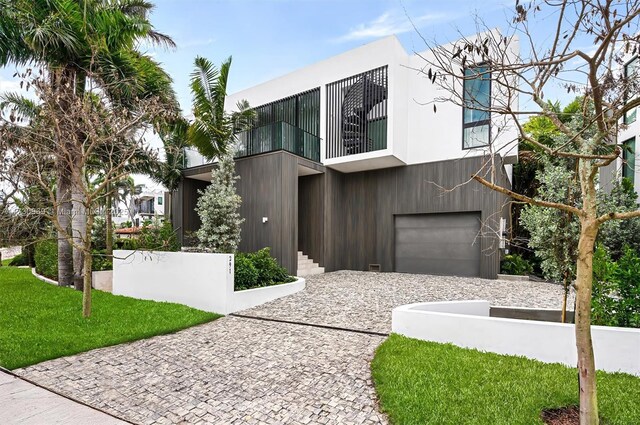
[224,32,520,173]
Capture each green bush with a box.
[500,254,533,276]
[592,245,640,328]
[34,239,58,280]
[8,253,28,266]
[234,247,295,291]
[91,250,112,272]
[234,254,259,290]
[114,238,140,250]
[138,221,180,251]
[249,248,292,285]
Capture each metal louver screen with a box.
[326,66,388,159]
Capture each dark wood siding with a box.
[235,152,299,275]
[298,175,324,266]
[322,155,509,279]
[175,153,509,279]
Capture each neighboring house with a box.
[172,34,519,279]
[131,188,166,227]
[601,55,639,194]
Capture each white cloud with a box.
[178,37,215,49]
[335,10,448,42]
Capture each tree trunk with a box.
[575,220,599,425]
[106,183,113,256]
[71,179,86,291]
[82,210,93,318]
[56,171,73,286]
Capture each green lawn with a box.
[372,334,640,425]
[0,267,220,370]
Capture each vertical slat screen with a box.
[325,66,388,159]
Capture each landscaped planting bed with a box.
[372,334,640,425]
[0,267,220,370]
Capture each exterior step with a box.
[297,251,324,276]
[298,267,325,277]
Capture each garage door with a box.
[394,213,481,277]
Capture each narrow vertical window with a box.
[157,196,163,206]
[463,65,491,149]
[623,137,636,186]
[624,57,638,125]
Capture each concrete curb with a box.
[31,267,59,285]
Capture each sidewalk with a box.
[0,370,127,425]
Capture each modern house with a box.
[601,55,638,194]
[171,34,520,279]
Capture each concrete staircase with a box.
[297,251,324,277]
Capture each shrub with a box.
[195,154,244,253]
[248,248,293,285]
[91,250,113,272]
[500,254,533,276]
[234,254,259,290]
[592,245,640,328]
[8,253,28,266]
[138,221,180,251]
[234,247,295,291]
[34,239,58,280]
[114,238,140,251]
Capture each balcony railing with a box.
[235,121,320,162]
[183,121,320,169]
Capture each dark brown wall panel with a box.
[298,174,325,266]
[322,156,509,279]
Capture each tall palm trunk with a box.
[56,171,73,286]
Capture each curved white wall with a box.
[393,300,640,376]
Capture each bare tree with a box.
[415,1,640,424]
[0,68,168,317]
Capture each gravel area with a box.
[17,316,386,425]
[239,271,575,334]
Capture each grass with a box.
[0,267,221,370]
[371,334,640,425]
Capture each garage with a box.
[394,212,481,277]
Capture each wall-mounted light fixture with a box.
[262,217,268,223]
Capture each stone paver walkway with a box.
[0,370,127,424]
[17,317,385,425]
[240,271,574,333]
[16,271,572,424]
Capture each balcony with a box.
[183,121,320,169]
[235,121,320,162]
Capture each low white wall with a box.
[230,278,305,313]
[113,250,304,314]
[92,270,113,292]
[393,301,640,376]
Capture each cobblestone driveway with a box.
[240,271,573,334]
[16,271,571,424]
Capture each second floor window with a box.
[463,65,491,149]
[157,196,163,206]
[623,137,636,185]
[624,57,638,125]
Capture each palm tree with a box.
[188,56,255,160]
[0,0,178,288]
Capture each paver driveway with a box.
[16,271,570,424]
[240,271,572,334]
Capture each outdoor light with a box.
[262,217,268,223]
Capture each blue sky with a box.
[140,0,521,113]
[0,0,577,115]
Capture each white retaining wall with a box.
[393,301,640,376]
[113,250,304,315]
